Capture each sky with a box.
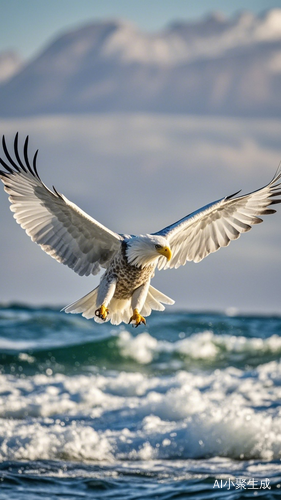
[1,114,281,314]
[0,0,281,314]
[0,0,281,59]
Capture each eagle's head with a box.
[126,234,172,268]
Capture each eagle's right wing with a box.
[0,134,123,276]
[154,167,281,270]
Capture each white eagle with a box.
[1,135,280,326]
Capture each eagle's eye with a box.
[155,244,162,250]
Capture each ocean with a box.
[0,304,280,499]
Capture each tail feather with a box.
[63,284,174,325]
[146,285,175,310]
[62,286,100,320]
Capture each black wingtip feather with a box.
[14,133,27,173]
[226,190,241,201]
[0,134,40,180]
[2,135,22,173]
[33,149,40,179]
[53,185,62,199]
[269,199,281,205]
[23,136,34,175]
[271,162,281,184]
[270,191,281,197]
[0,169,10,178]
[262,209,277,215]
[0,155,14,174]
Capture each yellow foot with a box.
[95,304,109,321]
[129,308,146,328]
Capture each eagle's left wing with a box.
[0,134,123,276]
[154,168,281,270]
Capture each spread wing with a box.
[154,168,281,270]
[0,134,123,276]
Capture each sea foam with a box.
[117,329,281,364]
[0,358,281,462]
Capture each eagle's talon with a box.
[129,309,146,327]
[95,305,109,321]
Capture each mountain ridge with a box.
[1,10,281,117]
[0,51,22,83]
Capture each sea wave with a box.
[1,327,281,376]
[0,360,281,462]
[117,329,281,364]
[1,305,281,465]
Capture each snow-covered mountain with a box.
[0,51,22,83]
[1,10,281,117]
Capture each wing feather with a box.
[155,167,281,270]
[0,134,122,276]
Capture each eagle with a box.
[1,134,281,326]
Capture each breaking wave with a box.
[0,304,281,466]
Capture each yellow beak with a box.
[157,246,172,261]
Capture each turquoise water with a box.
[0,304,281,499]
